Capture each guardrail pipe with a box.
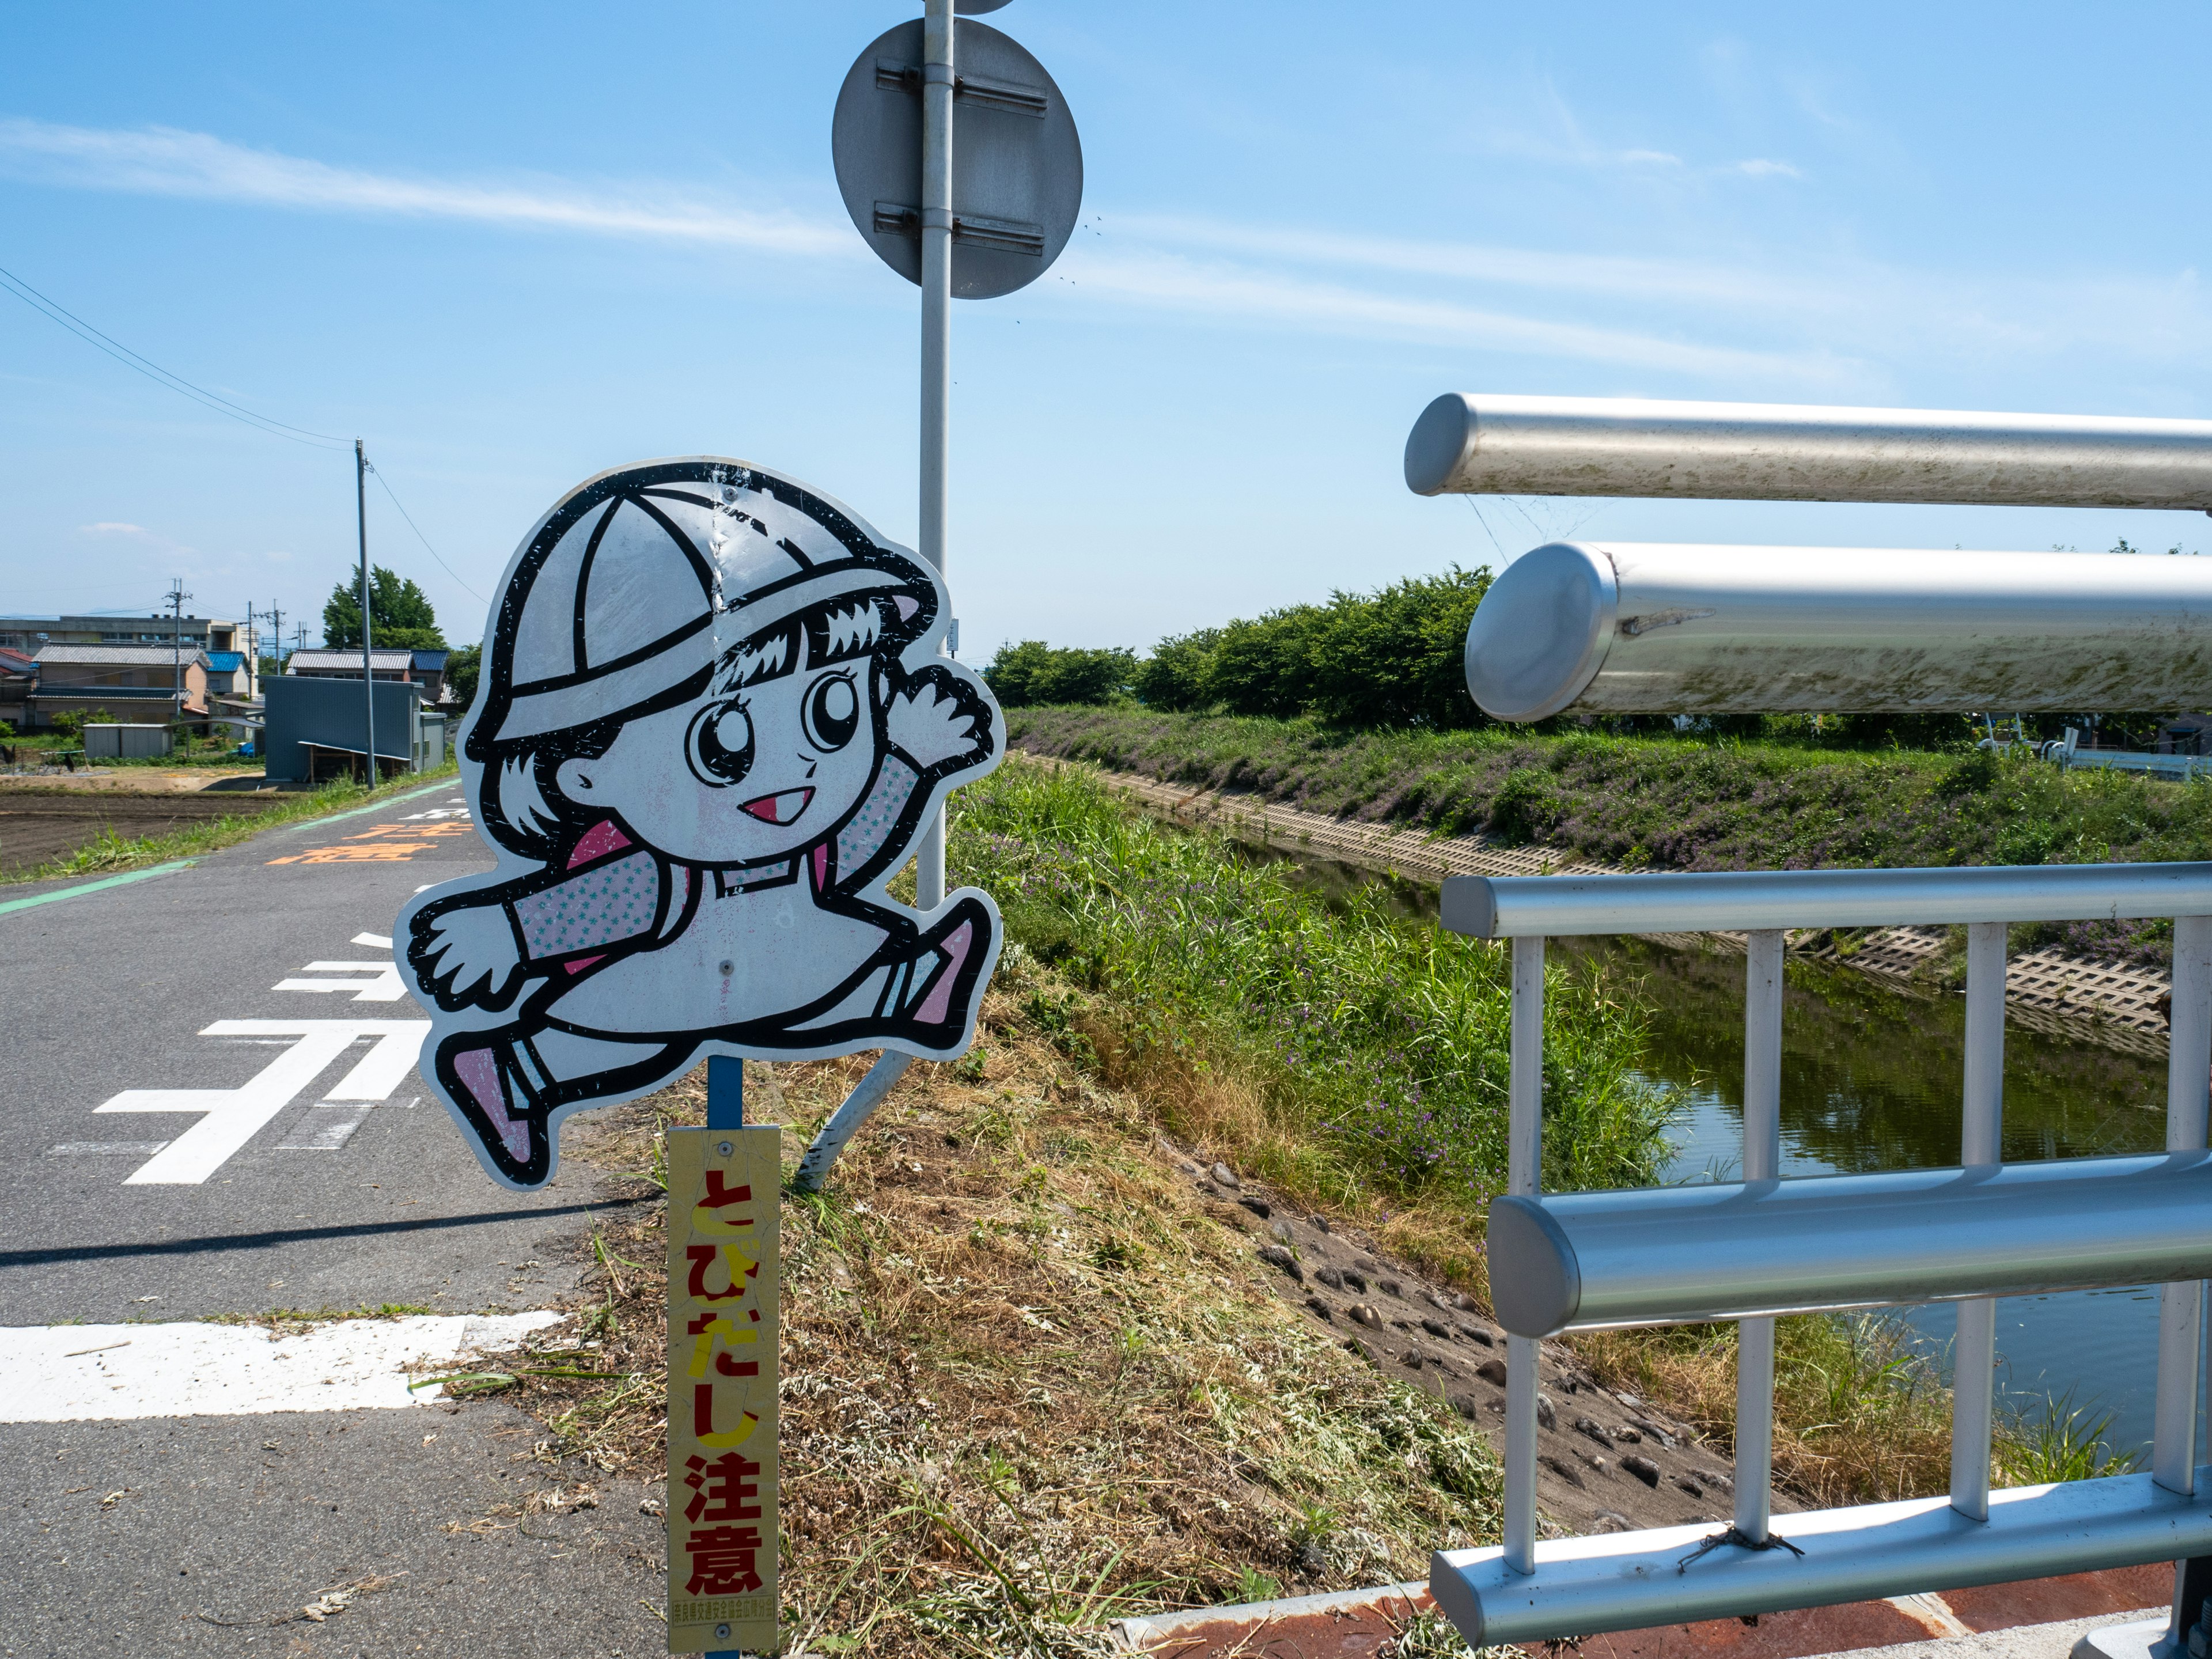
[1403,394,2212,510]
[1441,861,2212,941]
[1455,540,2212,722]
[1431,1472,2212,1649]
[1949,922,2007,1523]
[1487,1151,2212,1338]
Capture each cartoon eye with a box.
[685,698,755,788]
[802,672,861,752]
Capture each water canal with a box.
[1261,847,2184,1463]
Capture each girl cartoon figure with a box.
[396,458,1003,1190]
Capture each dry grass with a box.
[1574,1315,1964,1509]
[486,950,1502,1657]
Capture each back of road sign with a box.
[831,17,1083,300]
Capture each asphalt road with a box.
[1,781,672,1656]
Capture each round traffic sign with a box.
[830,17,1082,301]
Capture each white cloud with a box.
[0,118,854,257]
[1056,245,1849,385]
[78,521,150,536]
[4,117,2205,393]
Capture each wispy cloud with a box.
[1058,246,1844,384]
[0,118,853,257]
[4,116,2203,394]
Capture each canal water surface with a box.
[1264,847,2183,1461]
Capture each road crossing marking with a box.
[275,961,405,1001]
[92,1020,429,1184]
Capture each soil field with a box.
[0,789,291,876]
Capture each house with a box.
[0,614,254,694]
[30,644,210,730]
[2158,714,2212,756]
[286,647,450,704]
[203,650,252,699]
[0,646,33,730]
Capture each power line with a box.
[362,460,486,603]
[0,263,350,450]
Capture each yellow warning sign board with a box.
[665,1126,779,1655]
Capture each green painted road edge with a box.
[259,774,460,839]
[0,858,202,916]
[1,773,464,916]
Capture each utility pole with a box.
[265,603,284,687]
[167,578,192,735]
[355,438,375,785]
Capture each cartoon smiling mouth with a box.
[738,787,815,826]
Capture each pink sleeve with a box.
[835,756,921,878]
[510,849,662,961]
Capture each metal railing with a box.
[1431,861,2212,1649]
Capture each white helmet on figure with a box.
[480,458,937,745]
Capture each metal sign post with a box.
[805,0,1082,1189]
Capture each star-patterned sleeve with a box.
[833,756,921,889]
[509,848,663,961]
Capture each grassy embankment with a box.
[465,757,2108,1655]
[5,763,461,885]
[1010,704,2212,969]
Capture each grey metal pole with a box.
[1734,930,1785,1543]
[1404,393,2212,510]
[1950,921,2007,1522]
[1502,935,1545,1576]
[2154,915,2212,1494]
[913,0,955,912]
[169,579,183,730]
[355,439,376,786]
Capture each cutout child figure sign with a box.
[396,458,1005,1190]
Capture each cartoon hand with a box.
[412,902,525,1008]
[887,669,991,773]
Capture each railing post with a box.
[2159,915,2212,1654]
[1950,921,2008,1522]
[1735,930,1785,1543]
[1503,934,1545,1575]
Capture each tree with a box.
[325,566,446,651]
[983,641,1136,707]
[444,643,482,713]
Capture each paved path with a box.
[1,783,670,1655]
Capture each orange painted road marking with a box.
[267,820,476,865]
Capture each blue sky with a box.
[1,2,2207,660]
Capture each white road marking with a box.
[93,1021,428,1184]
[276,1101,375,1151]
[274,960,405,1001]
[47,1142,170,1157]
[352,931,394,948]
[2,1312,565,1422]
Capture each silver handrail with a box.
[1433,861,2212,1648]
[1403,393,2212,509]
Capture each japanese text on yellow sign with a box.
[665,1126,779,1654]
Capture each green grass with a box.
[955,756,2138,1509]
[1009,705,2212,968]
[7,762,461,885]
[950,755,1677,1225]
